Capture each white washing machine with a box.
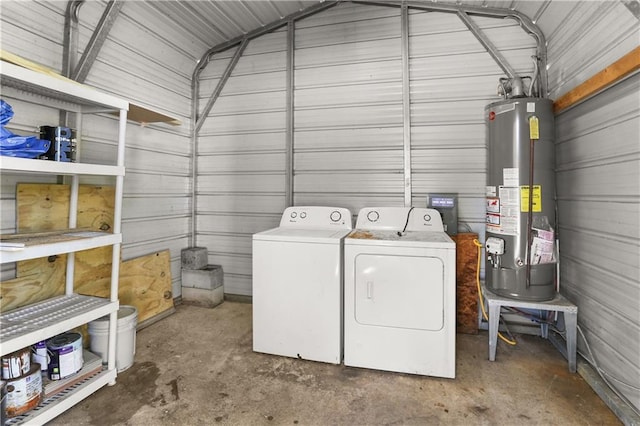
[344,207,456,378]
[252,206,352,364]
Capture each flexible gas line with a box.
[473,239,517,346]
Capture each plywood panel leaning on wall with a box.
[0,184,174,326]
[0,184,114,312]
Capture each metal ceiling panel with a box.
[296,38,401,68]
[296,2,398,28]
[296,15,401,49]
[145,0,314,52]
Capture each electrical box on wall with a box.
[426,193,458,236]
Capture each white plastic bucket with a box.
[88,305,138,373]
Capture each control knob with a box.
[330,211,342,222]
[367,210,379,222]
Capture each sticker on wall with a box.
[486,186,497,197]
[503,168,519,187]
[520,185,542,212]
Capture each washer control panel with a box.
[280,206,352,229]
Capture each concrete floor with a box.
[51,302,619,426]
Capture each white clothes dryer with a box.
[344,207,456,378]
[252,206,352,364]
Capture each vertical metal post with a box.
[401,5,412,207]
[190,67,201,247]
[285,19,295,207]
[60,1,84,128]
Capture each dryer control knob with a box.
[367,211,380,222]
[290,211,297,218]
[330,211,342,222]
[300,212,307,219]
[424,214,431,222]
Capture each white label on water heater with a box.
[486,186,520,236]
[527,102,536,112]
[503,168,519,186]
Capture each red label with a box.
[489,111,496,121]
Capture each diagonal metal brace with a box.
[457,10,517,80]
[195,38,249,133]
[72,0,123,82]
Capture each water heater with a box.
[485,98,556,301]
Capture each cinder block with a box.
[181,286,224,308]
[181,265,223,290]
[181,247,208,270]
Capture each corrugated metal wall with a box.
[1,1,197,298]
[196,2,538,296]
[555,74,640,410]
[1,0,637,415]
[294,5,404,211]
[408,9,536,228]
[543,1,640,412]
[197,30,288,295]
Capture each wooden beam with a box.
[554,46,640,113]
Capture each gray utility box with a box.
[181,247,209,270]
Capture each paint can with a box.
[1,347,31,379]
[47,332,83,380]
[31,341,48,372]
[5,363,42,418]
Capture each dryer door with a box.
[354,253,444,331]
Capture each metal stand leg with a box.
[564,311,578,373]
[488,301,500,362]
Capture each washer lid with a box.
[253,227,352,243]
[346,229,455,248]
